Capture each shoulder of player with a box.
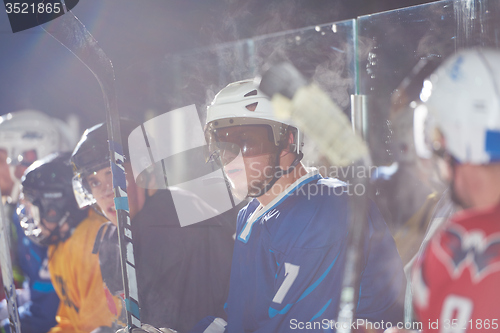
[236,199,259,223]
[292,177,350,199]
[317,177,348,188]
[273,177,350,212]
[275,190,352,250]
[278,179,385,250]
[289,207,350,250]
[294,177,352,214]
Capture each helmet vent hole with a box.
[244,90,258,97]
[245,102,258,111]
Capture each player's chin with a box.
[246,178,269,197]
[104,206,118,224]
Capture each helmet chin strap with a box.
[248,150,304,198]
[41,211,71,245]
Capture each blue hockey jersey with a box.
[222,169,405,332]
[1,206,59,333]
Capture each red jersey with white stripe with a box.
[412,203,500,332]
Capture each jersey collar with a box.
[248,168,321,225]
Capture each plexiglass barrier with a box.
[126,19,357,183]
[354,0,500,321]
[357,0,500,167]
[117,0,500,324]
[160,19,356,116]
[122,0,500,241]
[356,0,500,237]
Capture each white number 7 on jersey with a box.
[272,263,300,304]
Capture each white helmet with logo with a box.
[421,49,500,164]
[205,79,303,156]
[208,80,287,123]
[0,109,77,201]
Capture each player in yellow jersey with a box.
[19,152,122,333]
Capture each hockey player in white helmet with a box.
[192,80,406,332]
[204,80,305,202]
[0,109,77,333]
[389,49,500,333]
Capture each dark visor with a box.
[206,125,279,164]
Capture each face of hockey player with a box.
[39,219,70,243]
[431,132,471,209]
[86,165,145,225]
[224,150,275,200]
[449,163,474,209]
[21,197,70,245]
[86,167,116,223]
[0,148,37,197]
[14,150,38,179]
[0,149,15,196]
[214,125,280,199]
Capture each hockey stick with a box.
[0,189,21,333]
[39,5,141,329]
[259,63,371,333]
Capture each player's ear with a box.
[279,131,295,157]
[288,131,294,144]
[284,131,295,152]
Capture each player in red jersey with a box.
[407,49,500,332]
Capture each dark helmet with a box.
[71,119,140,177]
[70,119,140,208]
[19,152,89,246]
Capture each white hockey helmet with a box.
[205,79,303,162]
[420,49,500,164]
[0,109,76,201]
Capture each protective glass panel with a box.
[358,0,500,166]
[124,19,357,227]
[357,0,500,253]
[155,19,356,124]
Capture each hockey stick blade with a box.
[259,63,371,167]
[40,11,141,329]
